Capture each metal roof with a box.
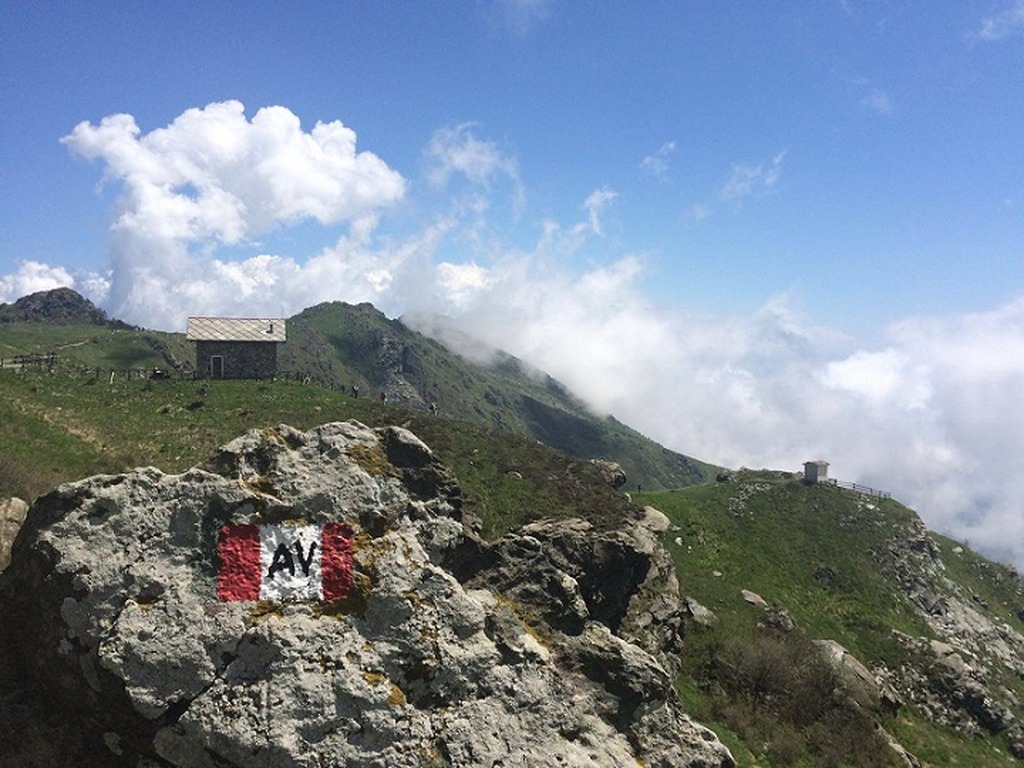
[186,317,287,342]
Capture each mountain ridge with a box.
[282,300,716,490]
[0,289,717,491]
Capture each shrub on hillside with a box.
[702,625,895,767]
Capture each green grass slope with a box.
[0,323,192,374]
[640,471,1024,767]
[0,372,631,538]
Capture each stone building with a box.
[186,317,286,380]
[803,460,829,484]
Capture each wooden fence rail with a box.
[1,354,360,399]
[74,367,193,383]
[1,359,333,388]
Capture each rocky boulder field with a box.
[0,420,733,767]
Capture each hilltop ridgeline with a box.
[0,287,130,328]
[0,289,717,492]
[282,300,716,491]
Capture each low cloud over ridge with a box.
[5,100,1024,570]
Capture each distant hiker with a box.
[351,385,359,398]
[380,391,387,405]
[429,402,438,416]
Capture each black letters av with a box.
[267,538,318,580]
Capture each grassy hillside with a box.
[651,475,925,657]
[0,371,631,539]
[0,323,192,374]
[640,472,1024,767]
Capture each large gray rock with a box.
[589,459,627,489]
[0,420,733,767]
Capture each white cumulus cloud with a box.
[411,251,1024,570]
[641,141,676,178]
[0,261,76,303]
[579,187,617,237]
[60,101,406,328]
[425,123,520,190]
[822,349,931,409]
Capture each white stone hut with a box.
[802,460,827,483]
[803,460,829,484]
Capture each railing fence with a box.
[827,478,891,500]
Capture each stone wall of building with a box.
[195,340,278,379]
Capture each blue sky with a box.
[3,1,1024,566]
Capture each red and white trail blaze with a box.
[217,523,354,602]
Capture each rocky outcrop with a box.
[814,639,902,715]
[374,329,427,409]
[1,286,114,325]
[0,497,28,571]
[590,459,627,489]
[452,507,689,677]
[878,633,1024,757]
[886,519,1024,673]
[0,420,733,767]
[881,516,1024,756]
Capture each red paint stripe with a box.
[321,523,354,601]
[217,524,261,601]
